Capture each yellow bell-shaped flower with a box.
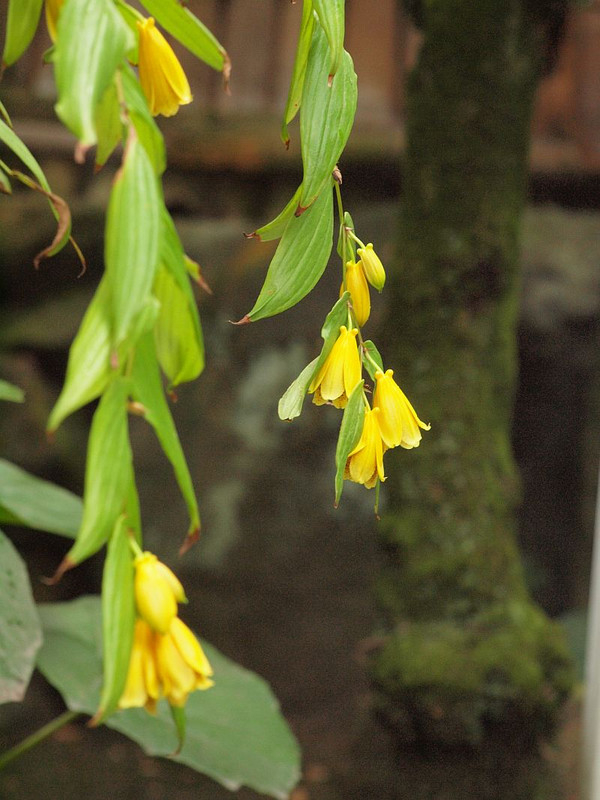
[45,0,64,41]
[340,260,370,327]
[309,325,361,409]
[356,243,386,292]
[134,551,187,634]
[156,617,214,707]
[373,369,430,449]
[344,407,386,489]
[119,619,160,713]
[137,17,192,117]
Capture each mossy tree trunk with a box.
[372,0,573,755]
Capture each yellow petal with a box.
[357,243,386,292]
[137,17,192,118]
[346,408,385,488]
[134,552,179,634]
[342,260,370,327]
[170,617,213,679]
[45,0,63,42]
[374,369,430,449]
[309,326,360,408]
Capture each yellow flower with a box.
[119,619,160,713]
[309,325,361,409]
[156,617,214,707]
[45,0,64,41]
[344,407,386,489]
[373,369,430,449]
[134,551,187,634]
[356,243,386,292]
[340,260,370,327]
[137,17,192,117]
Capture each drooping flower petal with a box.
[119,619,160,713]
[340,260,370,327]
[373,369,430,449]
[134,551,186,634]
[344,406,386,489]
[137,17,192,117]
[309,325,361,409]
[357,243,386,292]
[156,618,214,707]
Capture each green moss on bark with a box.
[373,0,574,748]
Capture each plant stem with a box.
[0,710,80,771]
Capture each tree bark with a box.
[372,0,574,755]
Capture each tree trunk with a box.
[372,0,574,757]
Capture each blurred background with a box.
[0,1,599,798]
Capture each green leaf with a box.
[281,0,314,146]
[54,0,132,146]
[131,334,200,536]
[37,596,301,799]
[65,378,133,567]
[362,340,384,381]
[248,185,303,243]
[120,65,166,175]
[2,0,44,68]
[0,459,82,538]
[0,165,12,194]
[0,379,23,403]
[138,0,227,73]
[247,181,333,322]
[94,80,123,169]
[337,210,356,262]
[0,530,42,703]
[105,131,162,346]
[95,515,135,723]
[278,292,351,421]
[334,381,364,506]
[299,26,357,211]
[312,0,345,79]
[47,279,113,432]
[0,119,50,191]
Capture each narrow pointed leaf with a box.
[37,596,301,799]
[299,26,357,211]
[337,210,356,261]
[0,459,81,538]
[95,81,123,169]
[131,334,200,535]
[248,185,302,243]
[281,0,314,146]
[0,380,23,403]
[0,119,50,190]
[66,379,133,566]
[105,131,161,346]
[334,381,364,505]
[95,515,135,723]
[0,531,42,704]
[0,166,12,194]
[247,182,333,322]
[2,0,43,67]
[313,0,345,79]
[54,0,132,146]
[138,0,227,73]
[120,65,166,175]
[362,340,384,381]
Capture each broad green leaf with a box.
[37,596,301,799]
[131,334,200,536]
[247,185,303,243]
[138,0,227,73]
[0,459,82,538]
[0,379,23,402]
[96,515,135,723]
[278,357,319,421]
[65,378,133,567]
[247,182,333,322]
[153,268,203,387]
[120,65,166,175]
[0,530,42,703]
[47,278,113,432]
[2,0,44,68]
[281,0,314,146]
[95,80,123,169]
[54,0,132,146]
[278,293,351,421]
[362,340,384,381]
[313,0,345,79]
[105,131,161,346]
[334,381,364,506]
[299,26,357,211]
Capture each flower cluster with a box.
[120,551,213,712]
[308,221,429,495]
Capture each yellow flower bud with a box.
[156,617,214,707]
[137,17,192,117]
[134,552,186,634]
[344,407,386,489]
[357,243,386,292]
[45,0,64,42]
[373,369,430,449]
[309,325,361,409]
[340,260,370,327]
[119,619,160,713]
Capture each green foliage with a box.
[37,597,301,798]
[312,0,345,79]
[334,381,364,505]
[2,0,44,67]
[281,0,315,146]
[0,379,24,403]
